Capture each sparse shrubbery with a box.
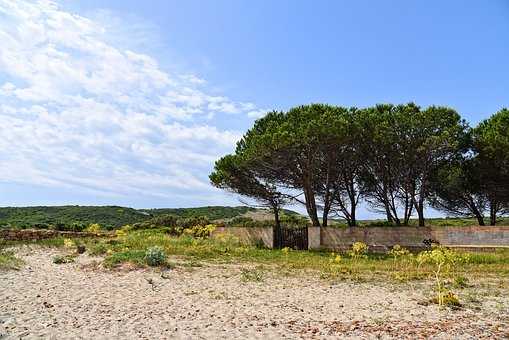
[52,254,76,264]
[388,244,415,281]
[240,267,264,282]
[389,244,410,258]
[349,242,369,259]
[85,223,102,233]
[183,224,216,238]
[144,246,167,266]
[0,250,23,270]
[417,245,469,307]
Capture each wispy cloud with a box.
[0,0,258,200]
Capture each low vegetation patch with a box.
[7,229,509,289]
[0,250,23,270]
[52,254,76,264]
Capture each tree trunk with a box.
[384,203,394,224]
[475,214,486,226]
[350,204,357,227]
[490,202,497,226]
[468,199,485,226]
[416,199,425,227]
[322,205,330,227]
[273,207,281,249]
[303,185,321,227]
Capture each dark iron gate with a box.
[274,225,308,250]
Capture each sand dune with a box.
[1,247,508,339]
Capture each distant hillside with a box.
[140,206,257,221]
[0,205,299,230]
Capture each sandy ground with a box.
[1,247,508,339]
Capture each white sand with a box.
[1,247,508,339]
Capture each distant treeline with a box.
[211,103,509,228]
[0,205,283,230]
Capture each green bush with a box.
[52,255,76,264]
[349,242,369,259]
[144,246,167,266]
[183,224,216,238]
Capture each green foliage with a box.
[52,254,76,264]
[472,108,509,224]
[0,250,23,270]
[453,275,469,288]
[140,206,257,220]
[240,267,265,282]
[389,244,410,259]
[88,241,108,256]
[183,224,216,238]
[417,246,469,307]
[85,223,102,233]
[144,246,167,267]
[431,291,461,307]
[349,242,369,259]
[10,230,509,283]
[0,206,148,230]
[0,205,280,230]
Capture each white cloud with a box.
[247,108,270,119]
[0,0,257,200]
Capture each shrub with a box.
[85,223,102,233]
[63,238,76,249]
[177,216,211,229]
[183,224,216,238]
[0,250,23,270]
[431,291,461,307]
[132,214,179,230]
[52,255,76,264]
[115,229,127,238]
[144,246,167,266]
[349,242,369,259]
[417,246,469,307]
[321,252,348,279]
[240,268,264,282]
[453,275,469,288]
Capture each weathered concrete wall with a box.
[212,225,509,251]
[321,226,509,252]
[0,229,106,241]
[308,227,321,250]
[212,226,274,248]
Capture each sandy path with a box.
[1,247,508,339]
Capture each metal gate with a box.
[274,225,308,250]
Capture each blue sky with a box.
[0,0,508,217]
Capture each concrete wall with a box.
[212,226,274,248]
[321,225,509,252]
[308,227,321,250]
[212,225,509,251]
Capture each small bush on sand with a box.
[63,238,76,249]
[388,245,416,281]
[144,246,167,266]
[0,250,23,270]
[417,245,469,307]
[431,291,462,307]
[89,242,108,255]
[240,267,264,282]
[321,252,347,279]
[52,255,76,264]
